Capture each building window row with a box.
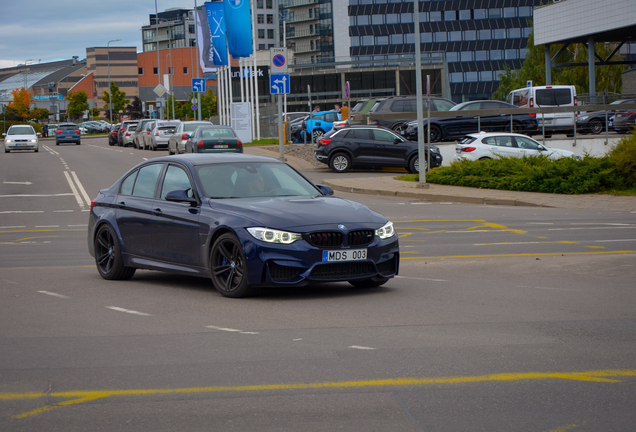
[350,28,531,46]
[449,71,505,83]
[350,6,532,25]
[446,49,528,62]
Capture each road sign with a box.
[527,80,533,88]
[192,104,198,111]
[270,74,290,94]
[192,78,206,93]
[154,84,167,97]
[345,81,350,99]
[270,47,288,73]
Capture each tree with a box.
[67,90,89,121]
[8,88,32,120]
[30,108,50,121]
[126,96,143,119]
[492,31,624,101]
[101,82,127,120]
[91,108,100,119]
[201,90,217,119]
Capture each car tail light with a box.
[74,130,80,133]
[573,94,577,106]
[318,138,331,146]
[369,120,378,125]
[197,140,205,147]
[90,198,96,210]
[237,140,242,146]
[182,133,189,140]
[529,97,534,108]
[459,147,476,152]
[627,111,634,116]
[529,113,536,117]
[154,132,159,136]
[57,130,62,134]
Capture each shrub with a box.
[608,128,636,186]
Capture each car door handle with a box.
[118,201,126,208]
[153,208,163,215]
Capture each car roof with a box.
[466,131,534,138]
[313,110,339,115]
[154,153,282,166]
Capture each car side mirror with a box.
[316,184,334,196]
[394,138,402,144]
[165,189,198,205]
[37,132,42,137]
[184,134,190,139]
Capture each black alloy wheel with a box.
[588,119,604,134]
[426,125,442,143]
[210,233,256,298]
[94,225,136,280]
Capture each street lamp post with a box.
[107,39,121,126]
[154,0,163,120]
[166,52,175,120]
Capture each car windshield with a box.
[184,122,211,132]
[195,162,320,199]
[59,125,77,131]
[460,136,477,144]
[8,126,35,135]
[200,128,236,138]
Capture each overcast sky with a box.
[0,1,198,69]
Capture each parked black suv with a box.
[368,96,455,133]
[314,125,442,173]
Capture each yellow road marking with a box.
[14,236,60,242]
[549,421,587,432]
[401,251,636,260]
[2,369,634,419]
[585,246,605,249]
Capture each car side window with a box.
[496,136,513,147]
[390,101,405,112]
[515,137,540,150]
[351,129,370,139]
[373,129,397,142]
[482,137,496,146]
[433,99,456,111]
[325,113,338,122]
[132,164,163,199]
[161,165,193,199]
[120,171,138,196]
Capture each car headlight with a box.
[375,221,395,239]
[578,115,588,120]
[30,138,37,143]
[5,139,13,143]
[247,227,302,244]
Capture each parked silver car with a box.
[167,121,213,155]
[122,124,137,147]
[148,121,179,151]
[139,121,156,150]
[132,119,155,149]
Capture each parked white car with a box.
[453,132,581,163]
[4,124,39,153]
[168,121,213,154]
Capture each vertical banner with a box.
[204,2,228,66]
[223,0,253,58]
[195,6,218,71]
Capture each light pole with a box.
[107,39,121,126]
[166,52,175,119]
[23,59,33,92]
[154,0,163,119]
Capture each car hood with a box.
[209,196,387,230]
[5,134,37,140]
[544,147,576,158]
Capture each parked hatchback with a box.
[368,96,456,133]
[452,132,581,163]
[168,121,213,154]
[184,125,243,153]
[56,123,81,146]
[132,119,155,149]
[314,126,442,173]
[117,120,139,146]
[147,121,179,151]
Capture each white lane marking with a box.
[533,287,581,292]
[3,181,32,185]
[395,275,448,282]
[205,325,259,334]
[0,194,73,198]
[68,224,88,227]
[293,338,303,341]
[63,170,85,209]
[53,210,74,213]
[411,202,432,205]
[70,171,92,206]
[38,290,69,299]
[0,226,26,229]
[35,225,60,228]
[106,306,151,316]
[548,227,636,231]
[142,158,148,161]
[527,222,553,225]
[4,280,18,284]
[0,211,44,214]
[42,145,59,155]
[570,223,632,226]
[349,346,376,350]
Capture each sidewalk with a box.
[245,146,636,212]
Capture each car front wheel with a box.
[210,233,256,298]
[408,155,427,173]
[588,119,603,134]
[94,225,136,280]
[330,153,351,172]
[425,125,442,143]
[312,129,325,143]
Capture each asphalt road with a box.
[1,137,635,431]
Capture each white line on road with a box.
[106,306,150,316]
[527,222,554,225]
[570,223,632,226]
[68,224,88,227]
[0,211,44,214]
[0,194,73,198]
[63,170,85,209]
[395,275,448,282]
[35,225,60,228]
[0,226,26,229]
[37,290,69,299]
[71,171,92,206]
[3,181,32,185]
[548,227,636,231]
[53,210,74,213]
[349,346,376,350]
[205,325,259,334]
[533,287,581,291]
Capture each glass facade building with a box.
[347,0,543,102]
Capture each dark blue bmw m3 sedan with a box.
[88,154,399,297]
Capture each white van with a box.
[507,85,576,137]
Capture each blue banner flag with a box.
[195,6,217,71]
[223,0,253,59]
[205,2,228,66]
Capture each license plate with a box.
[608,121,613,127]
[213,144,228,148]
[323,249,367,262]
[539,119,552,124]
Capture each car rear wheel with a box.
[210,233,256,298]
[168,146,174,155]
[312,129,325,143]
[349,277,389,288]
[94,225,136,280]
[589,119,603,134]
[330,153,351,173]
[392,123,405,134]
